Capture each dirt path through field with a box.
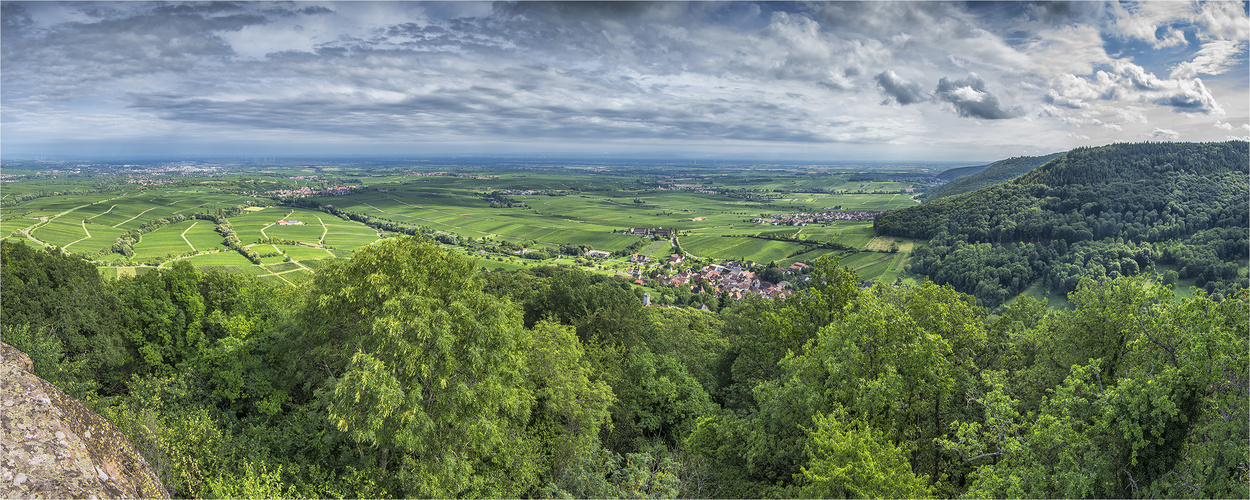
[181,221,199,251]
[63,220,93,250]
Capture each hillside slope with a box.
[875,141,1249,305]
[920,152,1063,201]
[935,163,988,181]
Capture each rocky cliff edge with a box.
[1,341,170,499]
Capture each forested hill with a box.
[935,163,989,181]
[919,152,1063,201]
[876,141,1249,306]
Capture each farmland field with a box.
[1,160,935,288]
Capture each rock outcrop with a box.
[1,342,169,499]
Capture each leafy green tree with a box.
[300,236,540,497]
[950,278,1248,498]
[800,410,933,499]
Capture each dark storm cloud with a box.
[873,70,927,105]
[934,75,1022,120]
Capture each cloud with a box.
[934,75,1021,119]
[1148,127,1180,140]
[1113,0,1250,48]
[1048,60,1224,115]
[1214,121,1250,140]
[1170,40,1248,79]
[1,1,1244,160]
[1026,25,1113,77]
[873,70,928,105]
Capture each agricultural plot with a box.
[30,219,87,248]
[280,244,336,261]
[131,221,198,258]
[6,164,932,287]
[0,218,42,238]
[180,251,255,266]
[680,235,807,263]
[183,222,226,251]
[224,211,275,243]
[264,220,325,243]
[321,219,380,250]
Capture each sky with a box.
[2,1,1248,162]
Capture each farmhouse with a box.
[585,250,611,259]
[630,253,648,262]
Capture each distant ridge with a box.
[935,164,989,181]
[920,152,1063,201]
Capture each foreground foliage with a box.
[2,237,1246,498]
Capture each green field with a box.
[2,163,933,287]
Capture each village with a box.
[621,256,806,302]
[612,227,674,238]
[264,184,363,197]
[752,209,892,226]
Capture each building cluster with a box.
[628,260,793,301]
[264,185,362,197]
[616,227,673,238]
[124,177,179,186]
[753,209,892,226]
[651,184,722,194]
[405,172,495,179]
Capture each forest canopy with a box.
[876,141,1249,306]
[3,235,1246,498]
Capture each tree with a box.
[800,410,933,499]
[300,236,541,497]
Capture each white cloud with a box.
[1148,127,1181,140]
[1049,60,1224,116]
[1027,25,1114,77]
[1170,40,1248,79]
[1112,1,1194,48]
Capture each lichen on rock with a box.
[1,342,170,499]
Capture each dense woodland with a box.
[877,141,1249,306]
[919,153,1063,202]
[3,234,1246,498]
